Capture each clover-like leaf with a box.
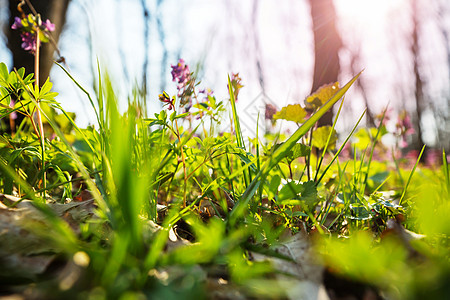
[289,143,311,160]
[298,180,318,209]
[305,82,339,110]
[278,181,305,202]
[270,142,310,164]
[273,104,307,123]
[312,126,337,150]
[278,180,318,210]
[268,175,281,199]
[354,127,371,150]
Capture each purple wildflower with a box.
[21,32,37,53]
[199,88,214,96]
[11,14,55,54]
[11,17,22,29]
[265,103,277,121]
[43,19,55,32]
[396,110,415,148]
[171,59,191,91]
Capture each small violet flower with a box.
[11,14,55,54]
[11,16,22,29]
[21,32,37,53]
[42,19,55,32]
[171,59,191,91]
[396,110,415,148]
[265,103,277,121]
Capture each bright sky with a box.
[0,0,449,146]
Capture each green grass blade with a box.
[228,75,245,150]
[314,96,346,182]
[391,147,405,186]
[55,62,103,133]
[228,75,250,188]
[360,106,388,194]
[399,144,426,205]
[443,149,449,194]
[316,109,366,185]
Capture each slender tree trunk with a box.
[251,0,265,93]
[348,46,375,127]
[411,0,426,154]
[308,0,342,126]
[156,0,168,94]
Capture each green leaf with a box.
[169,111,176,122]
[278,181,304,201]
[348,204,372,220]
[268,175,281,198]
[40,78,52,95]
[278,181,318,210]
[273,104,307,123]
[312,126,337,149]
[354,127,371,150]
[172,112,189,120]
[305,82,339,110]
[271,142,310,162]
[290,143,311,159]
[0,62,8,80]
[299,180,318,207]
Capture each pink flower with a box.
[11,17,22,29]
[171,59,191,91]
[43,19,55,32]
[265,103,277,121]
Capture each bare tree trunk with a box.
[251,0,265,93]
[348,46,375,127]
[140,0,150,96]
[7,0,70,83]
[308,0,342,126]
[411,0,426,154]
[436,0,450,151]
[156,0,168,93]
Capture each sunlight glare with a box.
[336,0,405,21]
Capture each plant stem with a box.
[34,19,46,196]
[174,118,187,207]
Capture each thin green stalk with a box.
[443,149,449,194]
[228,75,250,188]
[314,97,345,182]
[360,106,388,195]
[399,144,426,205]
[33,17,46,196]
[392,147,405,186]
[55,62,104,136]
[315,109,366,185]
[306,127,314,181]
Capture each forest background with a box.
[0,0,449,155]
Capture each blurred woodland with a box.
[2,0,449,155]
